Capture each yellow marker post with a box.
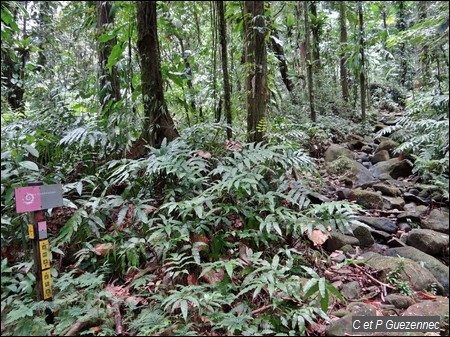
[28,224,35,239]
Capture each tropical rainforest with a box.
[1,1,449,336]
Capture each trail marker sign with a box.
[15,184,63,213]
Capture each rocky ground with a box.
[314,111,449,335]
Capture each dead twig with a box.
[252,304,273,316]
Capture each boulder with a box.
[384,294,415,309]
[371,158,412,180]
[327,157,374,186]
[421,208,449,234]
[382,196,405,210]
[386,246,449,295]
[361,252,445,294]
[349,189,384,209]
[351,224,375,246]
[372,183,401,197]
[324,144,354,163]
[375,139,398,155]
[371,150,390,164]
[402,297,449,334]
[327,233,360,251]
[357,216,397,233]
[406,229,449,256]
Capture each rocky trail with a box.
[312,110,449,335]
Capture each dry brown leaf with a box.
[190,233,209,251]
[202,269,224,285]
[93,243,114,256]
[187,274,199,286]
[307,228,329,246]
[197,150,212,159]
[224,140,243,152]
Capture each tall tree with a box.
[418,1,430,86]
[97,1,121,113]
[339,1,349,102]
[244,1,267,143]
[217,1,232,139]
[136,1,178,149]
[303,1,316,122]
[396,1,407,87]
[357,1,366,123]
[310,2,321,72]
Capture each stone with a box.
[327,157,375,186]
[357,216,397,233]
[402,297,449,334]
[406,229,449,256]
[361,145,372,153]
[371,158,413,180]
[371,150,390,164]
[386,246,449,295]
[327,233,360,251]
[351,224,375,246]
[341,281,361,300]
[397,222,412,233]
[361,252,445,294]
[336,188,351,200]
[384,294,415,309]
[375,139,398,155]
[324,144,354,163]
[349,189,384,210]
[347,302,377,316]
[372,183,401,197]
[370,229,392,241]
[403,193,429,205]
[421,208,449,234]
[382,196,405,210]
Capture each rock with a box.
[361,145,372,153]
[327,233,360,251]
[406,229,449,256]
[371,158,413,180]
[347,302,377,316]
[375,139,398,155]
[382,196,405,210]
[349,189,384,210]
[373,183,401,197]
[387,237,408,247]
[397,222,412,233]
[384,294,415,309]
[403,203,428,215]
[326,316,354,336]
[324,144,354,163]
[402,297,449,329]
[351,224,375,247]
[397,209,426,224]
[336,188,351,200]
[357,216,397,233]
[403,193,430,205]
[341,281,361,300]
[421,208,449,234]
[386,246,449,295]
[371,150,390,164]
[348,135,366,150]
[370,229,392,241]
[327,157,375,185]
[361,252,445,294]
[341,244,356,255]
[408,188,420,196]
[307,192,331,204]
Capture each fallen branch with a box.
[65,318,102,336]
[252,304,273,316]
[350,263,395,289]
[113,302,123,335]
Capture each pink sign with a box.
[14,186,42,213]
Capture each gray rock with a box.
[351,224,375,246]
[403,192,429,205]
[373,183,401,197]
[327,157,374,185]
[371,158,413,180]
[371,150,390,164]
[336,188,351,200]
[421,208,449,234]
[347,302,377,316]
[406,229,449,256]
[375,139,398,155]
[357,216,397,233]
[361,252,445,294]
[327,233,360,251]
[383,196,405,210]
[384,294,414,309]
[386,246,449,295]
[341,281,361,300]
[361,145,372,153]
[324,144,354,162]
[397,222,412,233]
[349,189,384,210]
[370,229,392,241]
[402,297,449,328]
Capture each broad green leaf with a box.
[19,161,39,171]
[23,144,39,157]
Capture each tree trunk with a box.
[310,2,321,72]
[396,1,407,87]
[271,32,294,92]
[418,1,430,86]
[97,1,121,112]
[339,1,349,102]
[244,1,267,143]
[303,1,316,122]
[358,1,366,123]
[217,1,233,139]
[136,1,178,149]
